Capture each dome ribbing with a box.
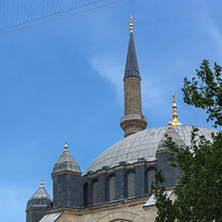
[84,125,219,175]
[53,150,81,174]
[26,186,52,210]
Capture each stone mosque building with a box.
[26,17,219,222]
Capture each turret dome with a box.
[52,142,81,174]
[26,179,52,210]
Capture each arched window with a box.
[92,180,98,205]
[146,169,156,195]
[84,183,88,207]
[126,171,135,198]
[108,175,116,201]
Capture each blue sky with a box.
[0,0,222,221]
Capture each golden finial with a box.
[130,15,133,32]
[64,141,68,151]
[41,178,43,188]
[172,93,182,125]
[168,118,172,128]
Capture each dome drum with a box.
[81,162,158,207]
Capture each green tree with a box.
[155,128,222,222]
[154,60,222,222]
[182,60,222,127]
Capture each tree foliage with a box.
[155,128,222,222]
[182,60,222,127]
[154,60,222,221]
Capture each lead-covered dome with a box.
[26,180,52,210]
[53,142,81,174]
[84,125,219,175]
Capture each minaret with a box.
[120,16,147,137]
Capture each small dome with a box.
[84,125,219,175]
[53,150,81,174]
[26,185,52,210]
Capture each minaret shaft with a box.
[124,77,142,116]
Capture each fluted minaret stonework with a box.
[120,16,147,137]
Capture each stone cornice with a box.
[155,148,168,158]
[42,196,149,217]
[26,205,49,213]
[51,170,82,178]
[84,160,157,178]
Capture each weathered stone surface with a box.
[124,77,142,115]
[85,125,218,174]
[48,197,157,222]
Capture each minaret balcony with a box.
[120,114,148,137]
[120,114,147,123]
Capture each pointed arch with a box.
[84,183,89,207]
[91,179,98,205]
[107,174,116,201]
[145,168,156,195]
[125,170,135,198]
[97,211,146,222]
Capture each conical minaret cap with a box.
[124,16,140,79]
[52,141,81,174]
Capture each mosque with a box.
[26,16,219,222]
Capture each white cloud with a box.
[90,56,124,100]
[90,55,166,110]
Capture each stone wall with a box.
[51,197,157,222]
[124,77,142,116]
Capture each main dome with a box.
[84,125,219,175]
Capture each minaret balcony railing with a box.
[120,114,147,124]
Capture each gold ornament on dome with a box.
[172,93,182,125]
[168,117,172,128]
[64,141,68,151]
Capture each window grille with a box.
[108,175,116,201]
[92,180,98,205]
[127,172,135,198]
[84,183,88,207]
[147,170,156,195]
